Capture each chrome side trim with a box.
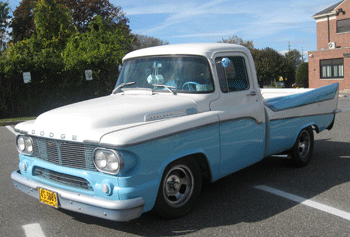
[144,107,196,122]
[264,96,337,112]
[11,170,145,221]
[101,116,264,148]
[220,116,263,125]
[270,154,291,159]
[269,112,335,122]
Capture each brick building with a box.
[308,0,350,91]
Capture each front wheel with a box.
[153,158,202,219]
[289,126,314,167]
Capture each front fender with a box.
[115,123,221,212]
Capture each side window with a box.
[216,56,250,93]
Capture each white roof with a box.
[123,43,249,62]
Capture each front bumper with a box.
[11,170,145,221]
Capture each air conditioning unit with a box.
[328,42,336,49]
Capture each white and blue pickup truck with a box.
[12,43,339,221]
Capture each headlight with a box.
[93,149,124,175]
[16,135,34,155]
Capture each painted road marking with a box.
[255,185,350,221]
[23,223,46,237]
[5,125,18,136]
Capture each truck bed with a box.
[262,83,339,112]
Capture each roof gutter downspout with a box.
[327,15,330,43]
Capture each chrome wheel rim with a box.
[298,130,311,158]
[163,164,194,208]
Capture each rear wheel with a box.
[289,126,314,167]
[153,158,202,219]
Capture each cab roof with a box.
[122,43,249,62]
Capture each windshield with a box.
[115,56,214,93]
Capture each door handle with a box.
[247,91,257,96]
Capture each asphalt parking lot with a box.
[1,96,350,237]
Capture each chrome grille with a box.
[32,137,97,171]
[33,167,93,191]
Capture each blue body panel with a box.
[19,124,221,213]
[120,124,221,212]
[18,154,123,199]
[219,119,266,176]
[267,114,335,156]
[265,83,338,111]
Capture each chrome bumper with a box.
[11,170,145,221]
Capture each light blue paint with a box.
[265,83,338,111]
[219,119,266,176]
[18,154,122,199]
[18,124,221,213]
[15,112,336,214]
[120,124,221,211]
[267,114,335,156]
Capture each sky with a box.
[7,0,342,58]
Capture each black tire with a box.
[153,158,202,219]
[289,126,314,167]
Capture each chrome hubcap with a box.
[163,164,194,208]
[298,130,311,158]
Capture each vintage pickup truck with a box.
[12,43,339,221]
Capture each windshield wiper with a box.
[152,84,177,95]
[112,82,136,94]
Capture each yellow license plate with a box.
[39,188,58,208]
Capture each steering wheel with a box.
[182,82,200,92]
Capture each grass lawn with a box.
[0,117,36,126]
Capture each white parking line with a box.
[5,125,19,136]
[23,223,46,237]
[255,185,350,221]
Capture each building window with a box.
[320,58,344,79]
[337,19,350,33]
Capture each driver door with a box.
[210,52,266,176]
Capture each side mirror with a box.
[216,58,231,68]
[118,64,122,72]
[221,58,231,68]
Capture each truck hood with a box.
[25,94,198,142]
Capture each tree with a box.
[62,15,133,98]
[4,0,76,116]
[295,62,309,88]
[251,47,284,86]
[60,0,129,32]
[285,49,302,71]
[0,1,10,50]
[280,55,296,88]
[133,34,169,50]
[250,47,296,88]
[10,0,36,42]
[2,0,133,117]
[11,0,130,42]
[218,35,254,50]
[34,0,74,43]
